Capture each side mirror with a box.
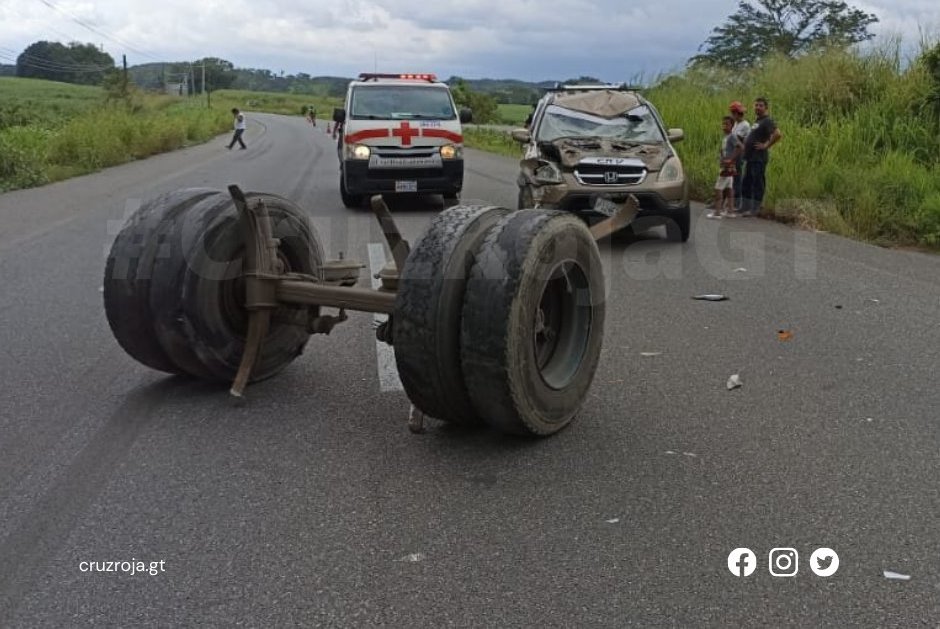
[511,128,532,144]
[459,108,472,124]
[667,128,684,143]
[333,108,346,123]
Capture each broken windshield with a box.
[536,104,663,144]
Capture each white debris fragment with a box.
[98,286,104,292]
[734,268,748,273]
[640,352,662,357]
[683,452,698,457]
[883,570,911,581]
[866,418,874,423]
[727,374,743,390]
[399,553,426,563]
[693,294,729,301]
[606,518,620,524]
[665,450,677,455]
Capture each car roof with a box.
[543,89,644,117]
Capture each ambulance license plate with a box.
[395,180,418,193]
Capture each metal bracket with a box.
[589,194,639,241]
[369,195,410,272]
[228,185,279,398]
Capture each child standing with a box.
[708,115,737,218]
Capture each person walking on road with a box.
[227,108,247,150]
[739,97,781,216]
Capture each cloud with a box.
[1,0,937,81]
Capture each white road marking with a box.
[368,242,403,392]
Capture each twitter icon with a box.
[810,548,840,576]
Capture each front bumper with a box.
[343,159,464,196]
[530,172,688,217]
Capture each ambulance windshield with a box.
[350,85,456,120]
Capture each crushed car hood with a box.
[545,137,669,171]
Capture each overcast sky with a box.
[1,0,938,82]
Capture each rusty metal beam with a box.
[276,279,397,314]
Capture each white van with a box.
[332,73,472,208]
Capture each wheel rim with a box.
[533,260,592,390]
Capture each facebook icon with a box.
[728,548,757,577]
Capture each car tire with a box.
[393,205,509,425]
[517,186,535,210]
[665,205,691,243]
[461,210,606,436]
[340,173,363,209]
[442,192,460,208]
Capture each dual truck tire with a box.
[104,189,605,437]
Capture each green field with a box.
[496,103,533,126]
[3,48,940,250]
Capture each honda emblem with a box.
[604,171,618,184]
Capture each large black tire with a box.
[104,188,219,375]
[393,205,509,425]
[665,205,691,242]
[461,210,606,436]
[104,188,323,382]
[340,173,363,209]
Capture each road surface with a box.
[1,112,939,626]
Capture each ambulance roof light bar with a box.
[358,73,437,82]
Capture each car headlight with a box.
[534,161,563,184]
[658,156,684,183]
[440,144,461,159]
[345,144,371,160]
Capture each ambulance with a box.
[332,73,472,208]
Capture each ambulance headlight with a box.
[351,144,371,159]
[440,144,460,159]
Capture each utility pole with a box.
[122,54,128,98]
[201,62,206,105]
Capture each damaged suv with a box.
[512,85,690,241]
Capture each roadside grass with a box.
[0,77,232,191]
[210,89,342,120]
[648,43,940,248]
[463,126,521,158]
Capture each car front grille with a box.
[573,157,647,186]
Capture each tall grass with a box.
[648,42,940,247]
[0,77,232,191]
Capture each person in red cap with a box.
[728,101,750,211]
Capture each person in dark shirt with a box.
[738,97,782,216]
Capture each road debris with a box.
[777,330,794,341]
[682,452,697,457]
[398,553,426,563]
[665,450,677,455]
[733,268,748,273]
[693,294,729,301]
[727,374,743,390]
[883,570,911,581]
[606,518,620,524]
[407,405,425,434]
[834,305,843,309]
[640,352,662,357]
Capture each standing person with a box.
[728,101,750,210]
[227,108,247,150]
[708,116,738,219]
[739,97,782,216]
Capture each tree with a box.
[192,57,237,93]
[449,79,499,123]
[16,41,114,85]
[691,0,878,69]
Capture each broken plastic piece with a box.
[693,294,729,301]
[727,374,743,390]
[640,352,662,357]
[606,518,620,524]
[777,330,793,341]
[399,553,426,563]
[883,570,911,581]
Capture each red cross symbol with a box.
[392,121,420,146]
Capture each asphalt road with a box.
[1,113,940,627]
